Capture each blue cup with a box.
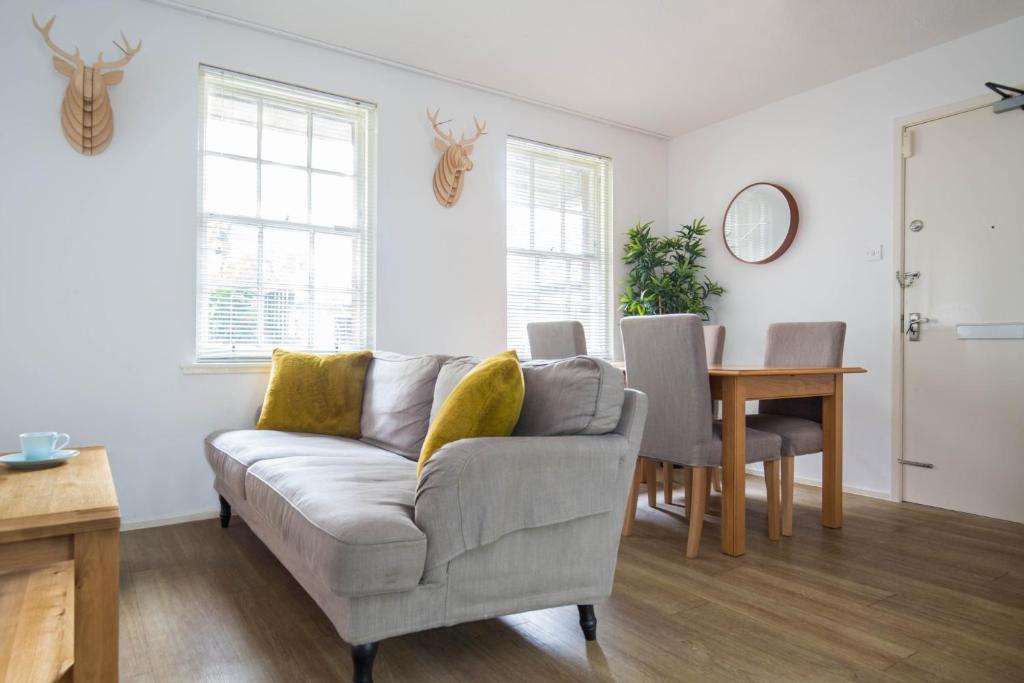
[20,432,71,460]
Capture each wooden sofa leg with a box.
[352,642,378,683]
[218,495,231,528]
[577,604,597,641]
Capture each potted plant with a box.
[621,218,725,319]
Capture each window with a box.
[506,137,612,358]
[196,67,376,361]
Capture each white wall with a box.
[666,17,1024,497]
[0,0,667,523]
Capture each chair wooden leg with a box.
[764,460,781,541]
[782,456,794,537]
[662,462,673,504]
[645,458,658,507]
[686,467,708,558]
[682,467,693,517]
[622,458,643,537]
[711,468,723,492]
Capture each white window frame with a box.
[505,136,613,358]
[194,66,376,363]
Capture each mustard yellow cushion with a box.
[257,349,373,437]
[417,351,525,476]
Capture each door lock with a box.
[896,271,921,288]
[906,312,931,341]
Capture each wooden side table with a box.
[0,446,120,682]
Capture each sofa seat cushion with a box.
[360,352,448,459]
[431,356,624,436]
[245,453,427,597]
[745,414,823,457]
[205,430,388,502]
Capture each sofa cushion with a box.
[431,356,624,436]
[256,349,372,437]
[245,451,427,597]
[206,429,388,502]
[418,351,524,476]
[361,352,447,459]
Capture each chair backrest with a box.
[703,324,726,366]
[620,314,713,465]
[526,320,588,359]
[760,321,847,422]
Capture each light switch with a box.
[865,244,883,261]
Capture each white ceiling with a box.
[170,0,1024,137]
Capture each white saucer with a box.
[0,449,80,470]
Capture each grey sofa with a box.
[205,352,647,682]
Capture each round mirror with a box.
[722,183,798,263]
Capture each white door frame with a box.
[889,92,1004,502]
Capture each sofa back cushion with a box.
[431,355,624,436]
[361,352,448,458]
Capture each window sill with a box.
[181,362,271,375]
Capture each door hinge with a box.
[902,128,913,158]
[898,459,934,469]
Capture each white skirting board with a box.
[121,508,220,531]
[744,465,893,501]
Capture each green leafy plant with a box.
[620,218,725,319]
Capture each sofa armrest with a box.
[414,433,631,569]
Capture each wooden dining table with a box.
[613,362,866,556]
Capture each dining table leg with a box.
[822,373,844,529]
[719,375,746,556]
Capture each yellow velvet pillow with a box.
[417,350,525,476]
[257,349,373,437]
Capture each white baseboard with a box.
[121,508,220,531]
[744,465,893,501]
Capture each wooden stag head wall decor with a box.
[428,108,487,208]
[32,15,141,155]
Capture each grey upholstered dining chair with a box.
[746,321,847,537]
[527,320,588,359]
[621,314,783,557]
[703,324,726,365]
[660,323,727,501]
[702,324,726,493]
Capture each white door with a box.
[901,102,1024,523]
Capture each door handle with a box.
[906,312,931,341]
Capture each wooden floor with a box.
[119,476,1024,682]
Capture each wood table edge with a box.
[708,366,867,376]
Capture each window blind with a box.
[196,66,376,361]
[506,137,612,358]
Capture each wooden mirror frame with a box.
[722,182,799,264]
